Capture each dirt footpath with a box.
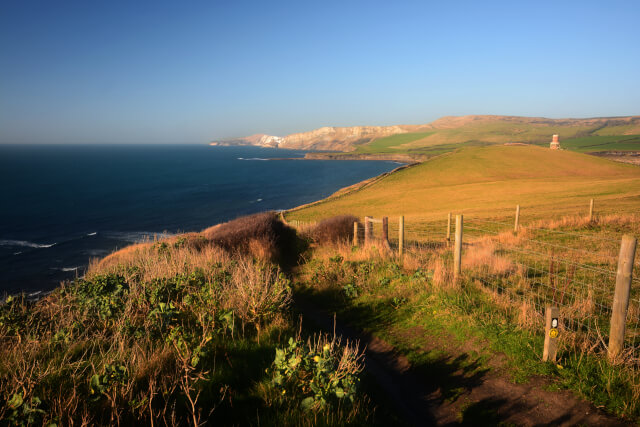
[296,296,631,426]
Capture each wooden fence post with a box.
[454,215,463,281]
[364,217,373,247]
[514,205,520,233]
[382,216,390,249]
[447,212,452,243]
[589,198,594,222]
[608,234,637,360]
[543,306,560,362]
[353,222,359,246]
[398,216,404,257]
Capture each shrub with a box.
[306,215,358,245]
[202,212,299,265]
[270,334,363,411]
[224,259,292,329]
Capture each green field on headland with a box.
[288,144,640,223]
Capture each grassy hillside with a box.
[353,132,435,154]
[340,116,640,157]
[287,145,640,222]
[556,134,640,152]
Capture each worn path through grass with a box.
[294,286,630,426]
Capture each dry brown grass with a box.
[464,238,515,276]
[203,212,299,265]
[305,215,358,245]
[90,243,228,283]
[0,212,309,425]
[529,213,640,234]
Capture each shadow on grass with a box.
[295,289,496,426]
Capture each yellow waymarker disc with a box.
[549,328,559,338]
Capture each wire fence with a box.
[462,217,640,361]
[285,209,640,363]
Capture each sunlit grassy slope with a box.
[353,132,435,153]
[287,145,640,222]
[342,116,640,157]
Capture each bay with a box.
[0,144,399,294]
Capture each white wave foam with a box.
[238,158,269,161]
[105,231,173,243]
[87,232,97,236]
[86,249,110,256]
[0,239,56,249]
[61,266,80,272]
[257,198,263,202]
[13,251,23,255]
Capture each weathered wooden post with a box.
[364,217,373,247]
[398,216,404,257]
[589,198,594,222]
[454,215,463,281]
[514,205,520,233]
[446,212,452,243]
[353,222,359,246]
[608,234,637,360]
[382,216,389,248]
[543,306,560,362]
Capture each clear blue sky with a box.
[1,0,639,143]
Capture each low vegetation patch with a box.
[293,215,640,421]
[0,214,378,425]
[305,215,359,245]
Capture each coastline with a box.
[266,153,425,163]
[283,162,417,217]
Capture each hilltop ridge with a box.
[210,114,640,153]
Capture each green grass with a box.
[287,145,640,223]
[295,244,640,421]
[558,134,640,153]
[0,235,386,425]
[354,132,435,154]
[327,117,640,157]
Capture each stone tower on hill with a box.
[550,134,560,150]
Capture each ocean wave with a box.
[104,231,173,243]
[87,232,97,236]
[61,266,80,272]
[13,251,23,255]
[0,239,56,249]
[85,249,110,256]
[238,157,269,161]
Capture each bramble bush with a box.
[270,334,363,411]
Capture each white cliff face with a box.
[209,127,407,150]
[279,126,408,150]
[257,135,284,147]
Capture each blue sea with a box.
[0,144,399,295]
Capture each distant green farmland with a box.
[355,132,434,153]
[559,135,640,153]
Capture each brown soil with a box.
[295,296,631,426]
